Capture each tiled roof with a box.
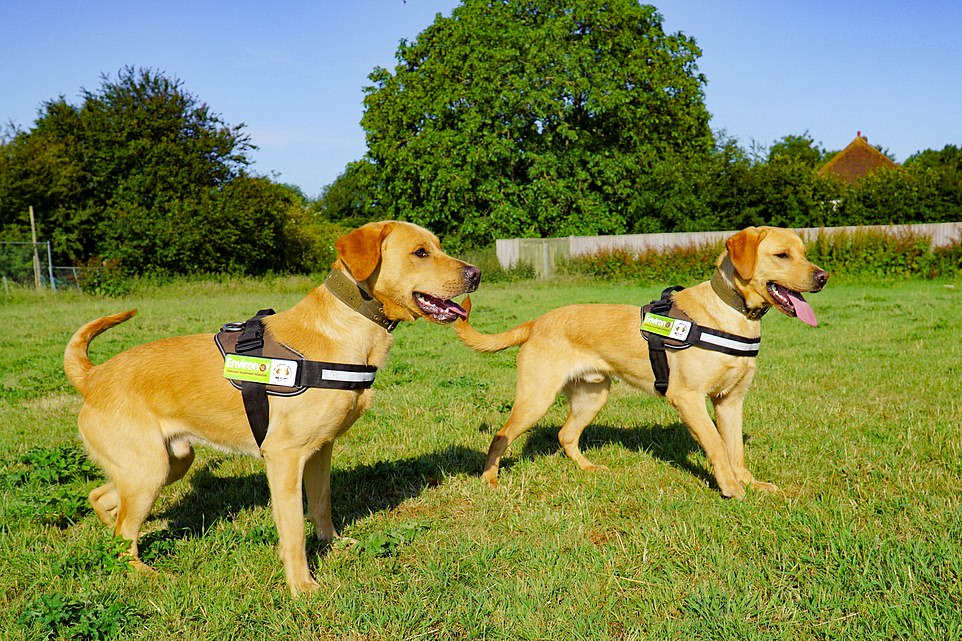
[817,133,898,184]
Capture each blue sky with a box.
[3,1,960,197]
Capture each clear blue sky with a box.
[3,1,960,197]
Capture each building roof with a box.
[817,132,898,184]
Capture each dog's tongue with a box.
[788,291,818,327]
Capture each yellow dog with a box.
[456,226,827,498]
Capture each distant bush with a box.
[564,231,961,283]
[806,229,961,279]
[460,245,537,283]
[561,241,723,284]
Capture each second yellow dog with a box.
[456,226,828,498]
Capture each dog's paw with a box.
[719,482,747,500]
[481,469,500,487]
[127,556,157,575]
[750,480,779,493]
[290,577,321,597]
[580,462,609,472]
[330,535,359,552]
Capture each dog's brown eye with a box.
[413,248,429,258]
[775,252,789,259]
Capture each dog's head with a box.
[334,221,481,324]
[722,226,829,326]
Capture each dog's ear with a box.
[726,227,767,280]
[335,222,392,281]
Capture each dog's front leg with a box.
[668,391,745,498]
[713,394,777,493]
[304,441,336,541]
[262,446,318,595]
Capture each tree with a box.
[0,67,315,274]
[361,0,712,249]
[743,134,838,228]
[767,133,826,167]
[315,160,384,227]
[904,145,962,222]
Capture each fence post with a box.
[46,241,56,292]
[29,206,42,289]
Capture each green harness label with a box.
[642,312,693,341]
[224,354,298,387]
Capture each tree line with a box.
[321,0,961,250]
[0,67,330,276]
[2,1,960,277]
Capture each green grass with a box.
[2,274,961,639]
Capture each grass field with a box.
[2,273,961,639]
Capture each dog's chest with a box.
[706,356,756,398]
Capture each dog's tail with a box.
[454,297,532,353]
[64,309,137,395]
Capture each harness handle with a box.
[644,287,682,395]
[234,309,275,447]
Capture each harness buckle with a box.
[235,334,264,353]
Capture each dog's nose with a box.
[463,265,482,291]
[813,269,829,290]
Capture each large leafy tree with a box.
[361,0,713,249]
[0,67,313,274]
[314,160,384,227]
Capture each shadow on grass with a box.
[142,445,485,562]
[139,419,746,562]
[510,421,718,488]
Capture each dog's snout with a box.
[813,269,829,291]
[463,265,482,292]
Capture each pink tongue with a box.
[787,291,817,327]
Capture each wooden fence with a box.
[495,222,962,277]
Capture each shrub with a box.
[460,245,537,283]
[562,241,723,284]
[806,229,959,279]
[564,230,961,282]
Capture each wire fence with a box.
[0,241,59,290]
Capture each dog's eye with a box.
[413,248,429,258]
[775,251,790,259]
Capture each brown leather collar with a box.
[324,269,399,332]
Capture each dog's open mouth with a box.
[767,283,818,327]
[413,292,468,323]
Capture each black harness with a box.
[641,286,761,395]
[215,309,377,447]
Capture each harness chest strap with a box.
[215,309,377,447]
[641,286,761,395]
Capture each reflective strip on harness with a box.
[697,329,760,355]
[320,368,376,384]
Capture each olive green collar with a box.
[710,270,768,321]
[324,269,398,332]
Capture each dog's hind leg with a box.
[89,482,119,526]
[559,377,611,472]
[87,439,191,528]
[80,412,177,570]
[112,480,165,570]
[483,363,567,487]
